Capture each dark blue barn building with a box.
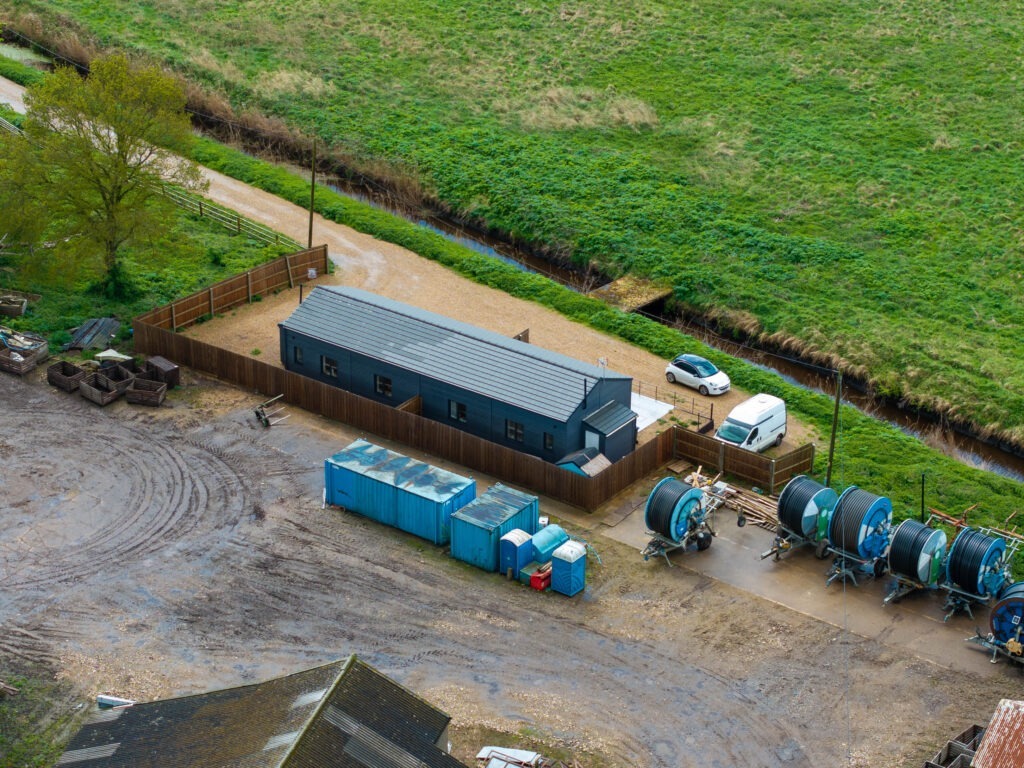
[279,286,637,462]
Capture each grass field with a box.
[6,0,1022,448]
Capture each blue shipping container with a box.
[532,524,569,564]
[500,529,533,578]
[551,540,586,596]
[451,484,541,572]
[324,439,475,544]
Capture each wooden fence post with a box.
[236,214,242,233]
[769,459,776,494]
[285,254,294,288]
[209,287,215,318]
[247,272,252,303]
[170,303,177,332]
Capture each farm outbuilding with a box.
[280,286,637,462]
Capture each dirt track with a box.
[3,365,1020,767]
[1,74,1022,767]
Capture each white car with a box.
[665,353,730,396]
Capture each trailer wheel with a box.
[737,515,747,528]
[696,531,713,551]
[815,539,829,560]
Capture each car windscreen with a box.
[717,420,750,443]
[693,359,718,377]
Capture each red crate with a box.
[530,569,551,591]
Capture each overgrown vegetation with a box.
[4,0,1023,449]
[1,53,205,298]
[0,663,83,768]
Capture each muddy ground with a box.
[2,364,1020,768]
[2,73,1022,767]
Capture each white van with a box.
[714,394,786,453]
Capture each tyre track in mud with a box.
[175,493,816,767]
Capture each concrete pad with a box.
[630,391,673,431]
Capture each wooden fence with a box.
[135,246,328,331]
[133,320,676,510]
[133,244,811,508]
[673,428,814,494]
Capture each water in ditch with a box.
[306,167,1024,483]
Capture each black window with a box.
[680,362,696,375]
[294,346,304,365]
[374,375,393,397]
[544,432,554,451]
[506,419,524,442]
[322,356,338,378]
[449,400,467,422]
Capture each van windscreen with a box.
[717,420,750,444]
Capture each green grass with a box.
[0,141,292,350]
[5,0,1023,448]
[0,663,84,768]
[185,135,1024,546]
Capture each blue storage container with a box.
[324,439,475,544]
[450,484,541,571]
[500,529,533,578]
[551,541,586,597]
[532,524,569,564]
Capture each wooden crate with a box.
[125,377,167,406]
[0,297,27,317]
[47,360,87,392]
[100,363,134,393]
[0,346,37,375]
[79,372,122,406]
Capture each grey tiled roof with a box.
[582,401,637,434]
[279,287,630,421]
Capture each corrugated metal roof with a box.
[453,484,538,531]
[57,657,466,768]
[582,401,637,434]
[973,699,1024,768]
[279,286,630,421]
[327,439,473,502]
[286,658,462,768]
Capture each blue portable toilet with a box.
[450,484,540,572]
[551,540,587,597]
[532,524,569,564]
[324,439,475,545]
[500,529,533,579]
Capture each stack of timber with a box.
[722,486,779,531]
[79,373,122,406]
[126,377,167,406]
[47,360,88,392]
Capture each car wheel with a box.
[666,372,676,384]
[698,385,709,396]
[775,433,784,447]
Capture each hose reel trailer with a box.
[941,527,1011,619]
[641,477,721,566]
[823,486,892,586]
[969,581,1024,664]
[761,475,838,561]
[883,519,948,605]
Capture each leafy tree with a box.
[0,53,205,296]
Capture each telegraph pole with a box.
[307,139,316,248]
[825,370,842,488]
